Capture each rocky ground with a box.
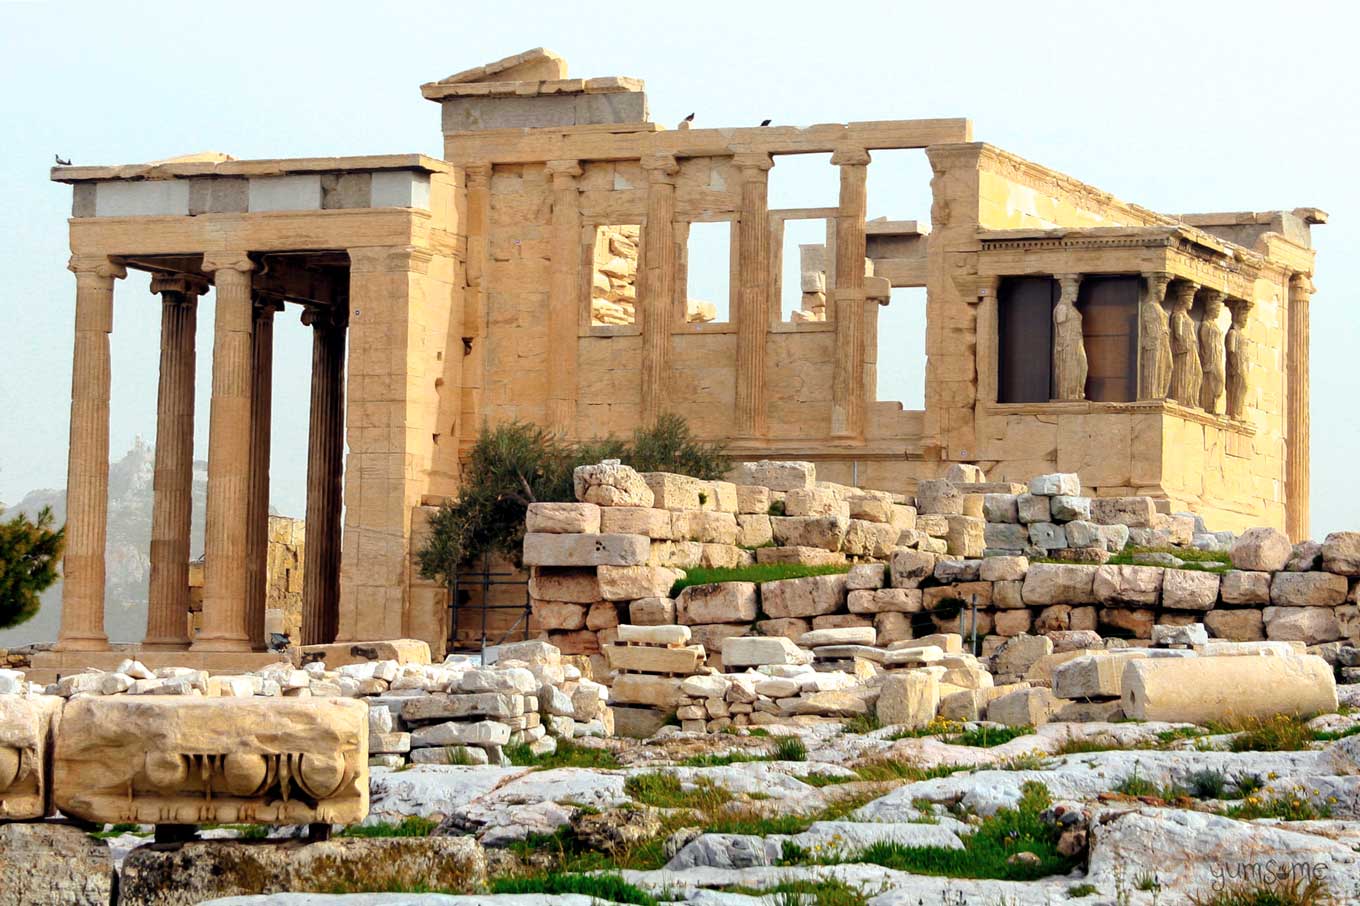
[56,696,1360,906]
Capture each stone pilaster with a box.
[546,159,583,435]
[733,151,773,437]
[639,153,679,425]
[1286,273,1312,541]
[1225,298,1252,420]
[830,146,870,439]
[460,163,491,457]
[193,252,256,652]
[142,274,204,650]
[1052,274,1086,401]
[1138,272,1172,400]
[301,304,347,646]
[244,297,279,650]
[55,256,125,651]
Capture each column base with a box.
[140,639,192,652]
[52,634,110,652]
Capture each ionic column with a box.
[1167,280,1201,407]
[301,304,347,646]
[1225,298,1252,420]
[1052,274,1086,401]
[830,146,870,438]
[1286,273,1312,541]
[55,255,125,651]
[1138,272,1172,400]
[143,275,204,650]
[1198,289,1227,414]
[639,153,679,425]
[243,296,280,650]
[733,151,774,437]
[546,159,583,435]
[193,252,256,652]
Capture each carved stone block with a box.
[53,696,368,826]
[0,694,62,820]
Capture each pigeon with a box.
[759,119,771,127]
[54,154,71,166]
[683,112,695,123]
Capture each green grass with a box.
[795,772,856,788]
[1113,765,1187,801]
[491,872,659,906]
[1187,768,1230,800]
[946,724,1033,748]
[850,757,972,784]
[338,816,438,838]
[772,735,807,761]
[505,739,623,770]
[624,772,733,810]
[723,878,869,906]
[1311,723,1360,742]
[1224,785,1333,821]
[1067,883,1100,898]
[1206,714,1318,752]
[1107,545,1233,574]
[91,822,148,839]
[802,781,1075,882]
[842,712,883,735]
[994,752,1052,771]
[678,751,769,767]
[1186,876,1333,905]
[669,562,850,595]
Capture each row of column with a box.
[1049,271,1255,419]
[56,253,347,653]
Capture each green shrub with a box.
[418,414,726,579]
[0,505,64,629]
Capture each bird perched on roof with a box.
[54,154,71,166]
[759,119,771,127]
[678,112,695,130]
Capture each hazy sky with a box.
[1,0,1355,535]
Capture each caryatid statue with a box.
[1139,272,1172,399]
[1052,274,1086,401]
[1225,299,1251,418]
[1198,289,1227,413]
[1168,281,1202,407]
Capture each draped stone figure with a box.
[1225,300,1250,418]
[1198,290,1227,413]
[1139,272,1172,399]
[1168,281,1201,407]
[1052,274,1086,400]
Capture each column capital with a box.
[1227,297,1253,324]
[545,159,583,184]
[150,273,209,298]
[1143,271,1172,293]
[830,146,871,167]
[68,255,126,282]
[732,151,774,175]
[1169,279,1199,307]
[641,153,680,183]
[201,252,255,275]
[348,245,433,275]
[1056,273,1082,297]
[463,162,492,188]
[301,303,348,329]
[1290,272,1314,296]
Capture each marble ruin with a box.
[40,47,1324,663]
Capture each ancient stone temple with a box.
[45,48,1322,662]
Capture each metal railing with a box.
[446,554,533,654]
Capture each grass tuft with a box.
[491,872,658,906]
[947,724,1033,748]
[339,816,438,838]
[1210,714,1318,753]
[505,739,622,770]
[1186,876,1333,905]
[772,735,808,761]
[670,563,850,595]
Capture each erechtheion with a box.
[42,48,1323,666]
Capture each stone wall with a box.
[189,514,305,647]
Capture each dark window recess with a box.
[1079,276,1140,403]
[997,276,1057,403]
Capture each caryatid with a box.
[1052,274,1087,401]
[1198,289,1227,413]
[1139,272,1172,399]
[1167,281,1202,407]
[1225,299,1251,418]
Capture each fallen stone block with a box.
[1151,623,1208,647]
[1052,653,1143,700]
[802,626,876,647]
[1229,526,1293,572]
[1121,654,1337,723]
[992,633,1054,678]
[574,460,654,507]
[616,624,691,646]
[877,672,939,728]
[987,686,1061,727]
[723,635,811,668]
[1264,606,1343,643]
[676,582,758,624]
[604,644,705,675]
[732,460,815,491]
[1089,496,1157,528]
[54,696,368,826]
[1029,473,1080,496]
[0,822,113,906]
[0,693,60,820]
[1322,531,1360,576]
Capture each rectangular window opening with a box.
[589,224,640,326]
[878,287,927,408]
[779,217,832,322]
[768,152,838,209]
[682,219,732,324]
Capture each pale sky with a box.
[0,0,1355,536]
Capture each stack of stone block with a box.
[604,624,708,737]
[979,472,1133,562]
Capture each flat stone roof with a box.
[52,153,452,184]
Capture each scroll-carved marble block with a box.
[54,696,368,825]
[0,694,62,820]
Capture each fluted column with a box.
[733,151,774,437]
[55,255,125,651]
[1052,274,1086,401]
[301,304,347,646]
[1225,298,1252,420]
[194,252,256,652]
[1286,273,1312,541]
[830,146,870,438]
[640,153,679,425]
[546,159,583,435]
[1138,272,1172,400]
[243,297,279,650]
[143,275,204,650]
